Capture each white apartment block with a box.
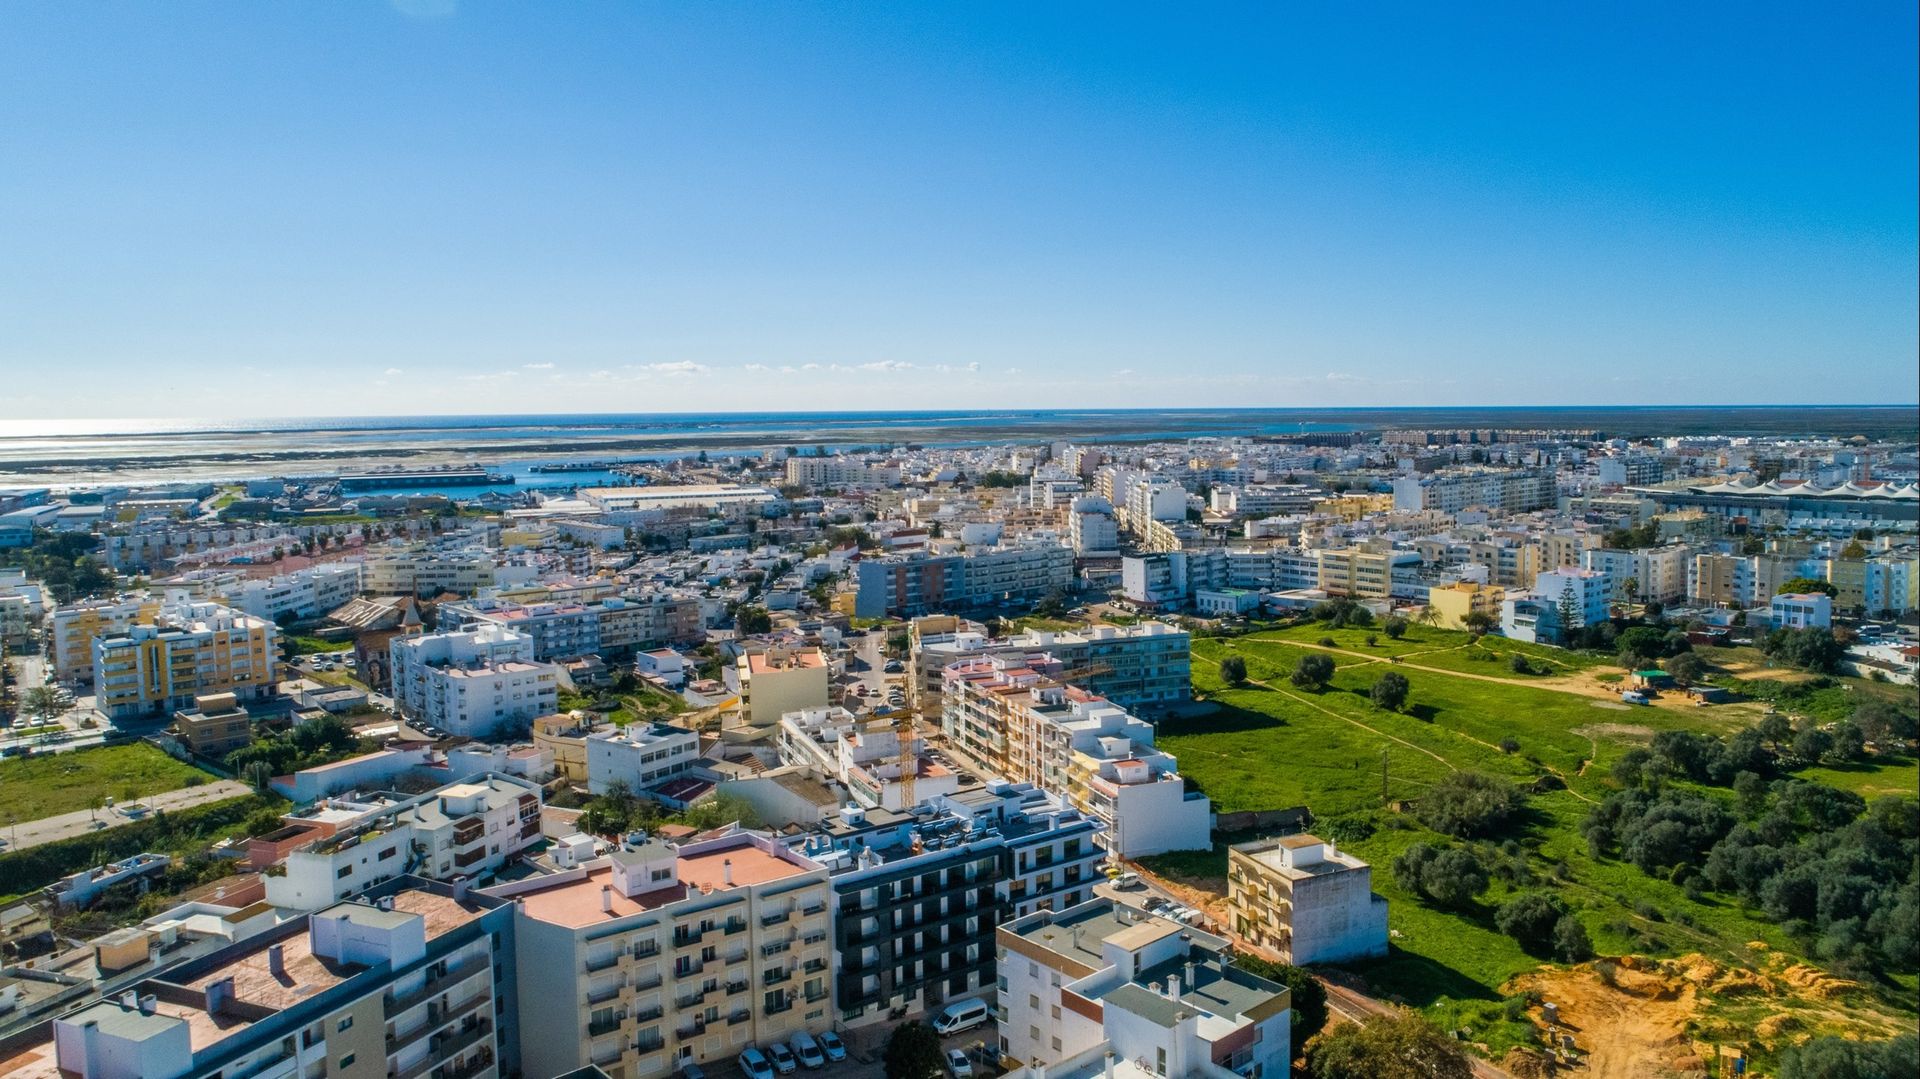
[1123,481,1189,532]
[996,900,1292,1079]
[909,620,1191,713]
[360,548,497,597]
[484,830,835,1079]
[1392,469,1554,515]
[784,456,902,488]
[37,886,512,1079]
[1770,592,1833,630]
[585,721,704,796]
[390,625,559,737]
[942,659,1210,857]
[265,777,544,909]
[221,562,365,622]
[1227,835,1388,966]
[1068,496,1120,558]
[1582,544,1691,602]
[852,543,1074,618]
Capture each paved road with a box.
[0,780,253,853]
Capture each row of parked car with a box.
[734,1030,846,1079]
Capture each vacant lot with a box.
[0,743,215,823]
[1164,631,1915,1057]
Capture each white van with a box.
[931,997,990,1036]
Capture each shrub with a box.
[1496,892,1570,955]
[1507,653,1532,675]
[1383,616,1408,640]
[1218,655,1248,687]
[1370,671,1410,711]
[1415,771,1525,839]
[1291,654,1336,691]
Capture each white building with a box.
[775,706,961,811]
[391,624,560,737]
[264,776,544,909]
[1770,592,1833,630]
[222,562,364,622]
[1068,496,1121,558]
[1392,469,1554,515]
[583,721,703,796]
[360,547,497,597]
[996,900,1292,1079]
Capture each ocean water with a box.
[0,407,1910,490]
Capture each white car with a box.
[817,1031,848,1063]
[789,1033,825,1069]
[766,1042,799,1075]
[738,1049,775,1079]
[946,1048,975,1078]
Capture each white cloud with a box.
[1116,368,1135,377]
[384,368,404,376]
[743,363,771,373]
[522,362,554,370]
[458,371,518,383]
[856,360,915,372]
[799,363,822,371]
[965,361,980,372]
[1006,366,1022,374]
[633,361,708,377]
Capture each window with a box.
[336,866,352,879]
[337,1016,353,1032]
[339,1054,356,1069]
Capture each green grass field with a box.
[0,743,216,822]
[1164,630,1912,1054]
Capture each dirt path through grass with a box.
[1246,675,1459,772]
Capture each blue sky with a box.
[1,2,1914,417]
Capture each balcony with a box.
[725,981,748,996]
[586,983,622,1006]
[675,991,706,1009]
[634,1005,664,1023]
[587,1015,623,1037]
[760,910,790,927]
[452,846,487,869]
[387,993,489,1052]
[799,901,826,917]
[635,1036,666,1055]
[632,974,664,991]
[451,817,485,845]
[672,961,704,980]
[805,990,829,1004]
[801,931,827,945]
[391,1021,493,1079]
[434,1048,495,1079]
[803,959,827,974]
[761,969,792,987]
[759,941,789,958]
[723,918,748,935]
[384,961,484,1016]
[672,927,704,948]
[633,940,661,960]
[675,1018,707,1040]
[584,953,622,973]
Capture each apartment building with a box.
[1861,554,1918,614]
[909,620,1191,713]
[1596,454,1664,487]
[49,593,163,683]
[484,830,834,1079]
[1208,485,1318,518]
[93,602,279,721]
[802,786,1106,1028]
[448,593,704,662]
[1424,581,1505,630]
[1314,547,1394,599]
[1226,835,1388,965]
[783,457,902,488]
[1123,482,1189,532]
[941,660,1209,856]
[1391,469,1554,515]
[360,548,496,598]
[1068,497,1120,558]
[737,647,830,728]
[1582,545,1691,603]
[853,544,1075,619]
[265,777,544,909]
[774,706,961,811]
[585,722,704,796]
[390,625,559,738]
[16,881,515,1079]
[220,563,364,622]
[1465,536,1541,588]
[996,900,1292,1079]
[1502,567,1610,645]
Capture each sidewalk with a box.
[0,780,253,853]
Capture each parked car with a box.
[738,1048,775,1079]
[1113,871,1143,889]
[817,1031,848,1063]
[677,1062,705,1079]
[766,1042,799,1075]
[932,997,990,1036]
[946,1048,975,1078]
[790,1033,825,1069]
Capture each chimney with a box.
[268,944,286,977]
[120,990,138,1010]
[139,994,157,1016]
[452,878,470,903]
[206,975,236,1016]
[601,885,614,914]
[723,859,733,886]
[1169,974,1181,1002]
[1103,1052,1116,1079]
